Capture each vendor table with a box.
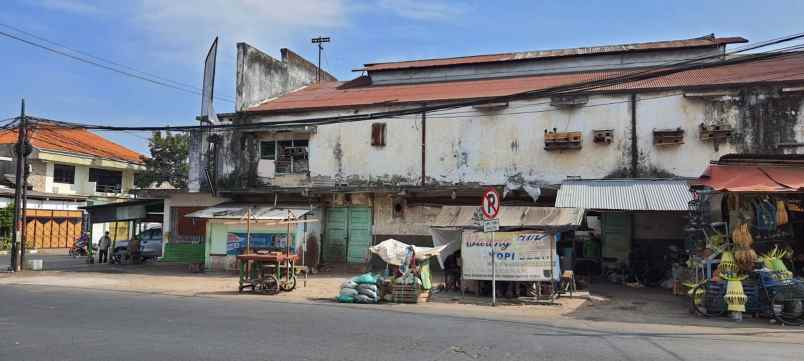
[237,253,299,294]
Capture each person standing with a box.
[98,231,111,264]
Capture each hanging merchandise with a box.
[732,224,753,249]
[762,246,793,280]
[723,274,748,313]
[731,223,757,272]
[753,198,776,232]
[719,251,739,276]
[734,249,758,272]
[776,200,789,226]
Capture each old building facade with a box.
[191,35,804,266]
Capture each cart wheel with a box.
[770,293,804,326]
[690,284,726,318]
[257,275,280,295]
[280,275,297,292]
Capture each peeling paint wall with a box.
[226,87,804,190]
[235,43,336,111]
[373,194,441,236]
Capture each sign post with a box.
[481,188,500,306]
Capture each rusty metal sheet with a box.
[431,206,583,229]
[247,53,804,114]
[356,36,747,72]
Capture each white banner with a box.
[462,231,555,281]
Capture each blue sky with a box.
[1,0,803,154]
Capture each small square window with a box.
[260,141,276,160]
[371,123,386,146]
[53,164,75,184]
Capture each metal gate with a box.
[24,210,83,249]
[323,207,373,264]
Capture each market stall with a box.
[335,239,447,304]
[685,156,804,323]
[187,204,317,294]
[430,206,585,303]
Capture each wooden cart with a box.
[237,253,299,294]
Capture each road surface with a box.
[0,284,802,361]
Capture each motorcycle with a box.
[69,233,90,257]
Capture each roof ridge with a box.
[357,35,747,71]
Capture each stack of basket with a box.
[391,283,429,303]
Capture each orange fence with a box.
[24,209,83,249]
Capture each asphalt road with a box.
[1,285,802,361]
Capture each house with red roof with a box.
[187,34,804,267]
[0,120,145,249]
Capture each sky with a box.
[1,0,803,155]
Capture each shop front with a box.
[430,206,584,301]
[556,179,692,287]
[684,156,804,323]
[185,204,321,272]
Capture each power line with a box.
[0,22,205,92]
[0,28,235,103]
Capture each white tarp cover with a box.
[369,239,449,266]
[430,228,462,268]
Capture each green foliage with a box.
[0,202,13,250]
[134,131,190,189]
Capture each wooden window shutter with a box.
[371,123,386,146]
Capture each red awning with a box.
[763,167,804,189]
[696,164,804,192]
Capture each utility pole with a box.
[311,36,330,83]
[10,99,27,272]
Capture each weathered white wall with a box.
[244,89,804,187]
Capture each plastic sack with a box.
[354,273,378,285]
[358,288,378,301]
[354,294,374,304]
[336,295,354,303]
[339,288,358,297]
[357,284,378,293]
[341,280,358,289]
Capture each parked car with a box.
[111,227,163,263]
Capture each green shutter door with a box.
[347,207,373,264]
[324,207,348,263]
[601,213,632,263]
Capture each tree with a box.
[135,131,190,189]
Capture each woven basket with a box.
[392,284,429,303]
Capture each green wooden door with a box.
[324,208,348,263]
[602,213,632,263]
[347,207,373,263]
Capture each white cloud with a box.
[377,0,466,21]
[137,0,349,63]
[36,0,101,14]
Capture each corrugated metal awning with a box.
[431,206,584,230]
[185,203,311,220]
[555,179,692,211]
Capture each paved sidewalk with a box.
[3,262,802,339]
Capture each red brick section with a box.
[247,52,804,114]
[0,122,144,164]
[356,36,748,72]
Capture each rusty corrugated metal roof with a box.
[246,52,804,114]
[356,36,747,72]
[0,122,144,164]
